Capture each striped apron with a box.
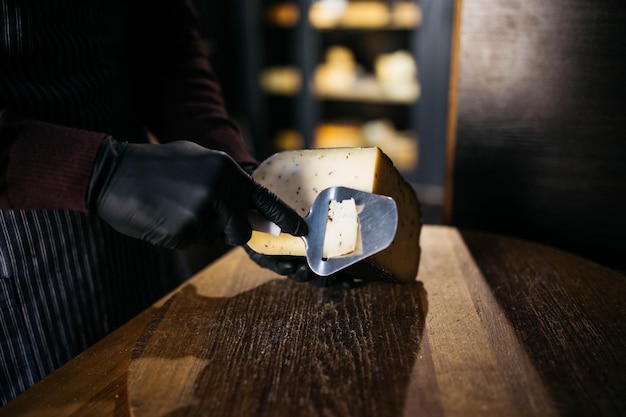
[0,210,188,404]
[0,1,190,403]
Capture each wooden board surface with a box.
[127,226,626,417]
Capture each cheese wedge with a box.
[248,147,422,283]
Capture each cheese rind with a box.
[248,147,422,283]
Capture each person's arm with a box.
[0,109,306,248]
[0,0,251,211]
[0,1,308,252]
[0,109,105,211]
[128,0,256,167]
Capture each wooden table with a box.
[1,226,625,417]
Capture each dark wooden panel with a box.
[451,0,626,270]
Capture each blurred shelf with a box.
[314,76,419,104]
[265,1,422,30]
[272,119,419,173]
[265,2,300,27]
[260,68,420,104]
[250,0,456,221]
[197,0,457,225]
[310,1,422,30]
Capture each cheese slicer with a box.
[249,186,398,276]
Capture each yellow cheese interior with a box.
[248,147,422,282]
[322,198,359,258]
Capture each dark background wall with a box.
[451,0,626,270]
[194,0,626,271]
[193,0,252,125]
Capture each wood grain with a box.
[2,226,624,416]
[413,227,556,417]
[128,252,426,417]
[126,226,626,417]
[460,231,626,416]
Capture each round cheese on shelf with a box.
[391,2,423,28]
[341,2,390,28]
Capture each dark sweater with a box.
[0,0,256,211]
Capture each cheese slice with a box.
[322,198,360,258]
[248,147,422,283]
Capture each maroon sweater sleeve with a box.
[129,0,257,167]
[0,0,256,210]
[0,110,105,211]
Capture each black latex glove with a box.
[243,248,316,281]
[244,248,361,287]
[87,137,307,249]
[238,165,337,287]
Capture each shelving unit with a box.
[258,0,457,222]
[198,0,458,223]
[259,1,421,162]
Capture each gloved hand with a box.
[244,248,360,287]
[237,164,341,287]
[87,137,307,249]
[240,160,354,288]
